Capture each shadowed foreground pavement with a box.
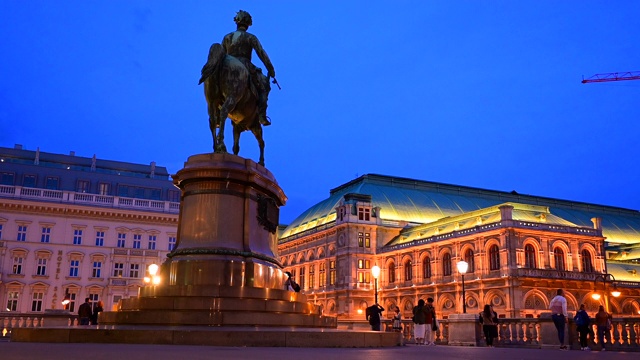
[0,341,636,360]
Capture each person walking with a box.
[574,304,591,351]
[412,299,428,345]
[479,304,499,347]
[595,305,612,351]
[77,297,92,325]
[549,289,568,350]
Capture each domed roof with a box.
[280,174,640,246]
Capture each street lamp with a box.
[371,265,381,304]
[591,273,619,312]
[61,290,71,310]
[456,260,468,314]
[144,263,160,285]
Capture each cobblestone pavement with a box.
[1,342,636,360]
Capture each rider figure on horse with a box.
[222,10,275,126]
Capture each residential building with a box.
[0,145,179,313]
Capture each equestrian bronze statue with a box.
[199,10,277,166]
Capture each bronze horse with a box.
[199,43,266,166]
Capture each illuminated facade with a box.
[0,145,179,313]
[279,174,640,319]
[2,145,639,321]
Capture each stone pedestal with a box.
[43,309,72,327]
[100,153,335,328]
[447,313,480,346]
[167,152,287,289]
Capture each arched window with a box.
[554,248,566,271]
[442,253,452,276]
[422,257,431,279]
[389,262,396,283]
[489,245,500,271]
[464,249,474,273]
[581,249,593,272]
[524,244,537,269]
[404,260,413,281]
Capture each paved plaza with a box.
[0,341,636,360]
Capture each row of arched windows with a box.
[386,245,595,282]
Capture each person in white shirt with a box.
[549,289,568,350]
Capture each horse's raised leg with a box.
[250,124,265,166]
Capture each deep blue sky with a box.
[2,1,639,224]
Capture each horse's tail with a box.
[198,43,225,85]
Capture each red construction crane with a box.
[582,71,640,84]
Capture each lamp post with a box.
[61,290,71,310]
[591,273,620,313]
[372,265,381,304]
[456,260,468,313]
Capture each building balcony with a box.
[0,185,179,214]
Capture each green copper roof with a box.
[281,174,640,247]
[385,202,580,247]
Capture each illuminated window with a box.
[299,267,306,290]
[168,236,176,251]
[309,264,315,289]
[329,261,336,285]
[319,262,326,287]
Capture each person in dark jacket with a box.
[574,304,591,351]
[595,305,612,351]
[479,304,499,347]
[412,299,428,344]
[77,298,92,325]
[91,300,104,325]
[366,303,385,331]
